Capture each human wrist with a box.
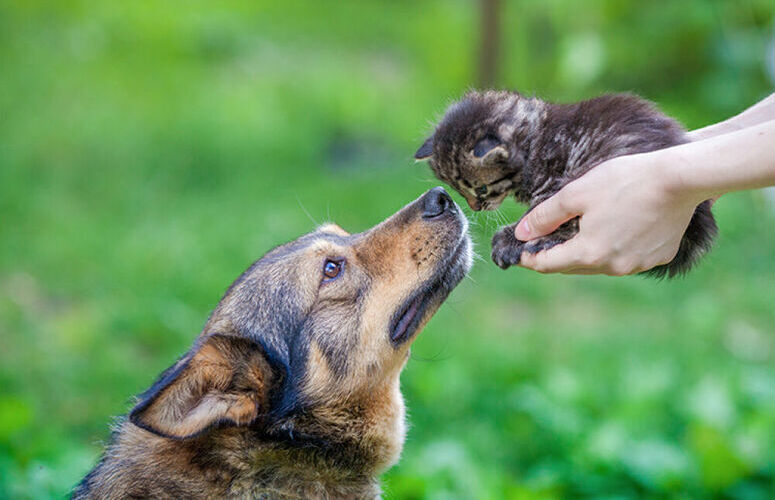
[651,147,713,205]
[687,119,740,142]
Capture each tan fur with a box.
[73,189,471,499]
[318,223,351,237]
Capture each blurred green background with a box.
[1,0,774,498]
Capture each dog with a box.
[73,187,472,499]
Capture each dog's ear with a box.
[414,135,434,160]
[130,334,274,439]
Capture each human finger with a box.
[515,187,584,241]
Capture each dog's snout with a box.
[421,187,452,219]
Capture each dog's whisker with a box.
[295,195,319,226]
[410,346,452,363]
[463,273,478,285]
[412,177,440,184]
[463,216,480,229]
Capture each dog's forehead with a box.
[291,230,353,257]
[317,223,350,237]
[310,225,354,248]
[257,229,351,265]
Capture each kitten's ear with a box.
[414,136,434,160]
[473,136,509,164]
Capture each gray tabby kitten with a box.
[415,90,717,278]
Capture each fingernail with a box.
[515,220,530,240]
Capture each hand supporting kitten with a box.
[416,90,717,278]
[491,218,578,270]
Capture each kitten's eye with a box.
[473,135,501,158]
[322,258,345,282]
[475,186,488,196]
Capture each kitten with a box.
[415,90,717,278]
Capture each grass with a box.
[1,1,774,498]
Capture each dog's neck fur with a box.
[75,381,404,499]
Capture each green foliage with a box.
[1,0,773,498]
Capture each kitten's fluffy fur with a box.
[416,90,717,278]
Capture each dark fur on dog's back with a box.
[416,90,718,278]
[73,188,471,499]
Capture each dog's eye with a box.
[322,259,344,282]
[475,186,488,196]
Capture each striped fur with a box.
[416,90,717,278]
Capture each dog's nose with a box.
[421,187,452,218]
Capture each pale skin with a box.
[515,93,775,276]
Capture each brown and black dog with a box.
[73,187,472,499]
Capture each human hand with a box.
[514,151,706,276]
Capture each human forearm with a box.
[687,93,775,141]
[662,119,775,200]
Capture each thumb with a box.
[515,188,582,240]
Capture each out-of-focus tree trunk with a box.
[478,0,501,88]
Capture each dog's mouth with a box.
[390,235,470,345]
[390,291,431,344]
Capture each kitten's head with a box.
[415,90,543,210]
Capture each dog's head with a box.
[129,187,471,468]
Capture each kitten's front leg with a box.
[491,222,525,269]
[491,218,580,270]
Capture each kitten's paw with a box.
[491,225,524,269]
[522,237,563,255]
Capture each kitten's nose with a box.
[466,198,482,211]
[421,187,452,218]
